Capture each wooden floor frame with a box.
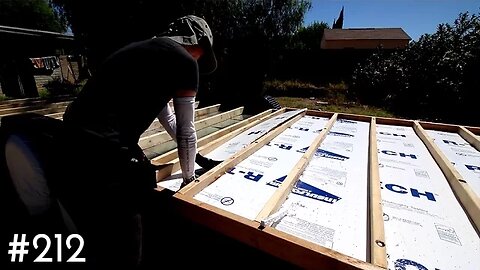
[155,108,480,269]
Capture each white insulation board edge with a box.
[268,119,370,261]
[376,124,480,270]
[157,109,304,191]
[193,115,330,219]
[426,129,480,198]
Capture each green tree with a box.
[0,0,66,32]
[352,11,480,125]
[51,0,312,112]
[184,0,312,110]
[291,21,329,50]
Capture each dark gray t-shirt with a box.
[63,37,198,146]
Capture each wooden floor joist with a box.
[255,113,338,222]
[153,109,279,181]
[174,192,383,270]
[0,101,71,117]
[180,109,307,196]
[152,108,279,167]
[0,95,73,110]
[368,118,387,268]
[139,106,244,149]
[149,108,480,269]
[414,121,480,232]
[459,126,480,152]
[140,107,221,139]
[5,95,477,269]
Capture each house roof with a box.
[0,25,74,41]
[323,28,411,41]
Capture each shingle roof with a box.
[323,28,411,41]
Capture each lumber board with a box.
[418,121,459,133]
[45,111,65,119]
[414,121,480,232]
[138,106,244,149]
[197,109,285,156]
[368,118,387,268]
[153,109,480,269]
[180,109,307,196]
[466,126,480,136]
[151,109,277,167]
[459,126,480,152]
[194,107,244,131]
[173,193,383,270]
[153,109,279,182]
[254,113,338,222]
[375,117,412,127]
[0,95,73,109]
[140,109,219,138]
[0,101,70,115]
[0,104,69,118]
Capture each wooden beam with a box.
[418,120,480,135]
[0,95,73,109]
[197,108,286,155]
[459,126,480,152]
[139,106,244,149]
[418,121,459,133]
[45,111,65,119]
[181,109,307,196]
[140,104,221,138]
[255,113,338,222]
[0,100,71,115]
[465,126,480,136]
[304,109,335,118]
[153,109,281,185]
[151,109,277,166]
[338,113,372,122]
[173,193,383,270]
[368,118,387,268]
[0,105,69,118]
[376,117,413,127]
[414,121,480,232]
[194,106,244,131]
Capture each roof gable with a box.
[323,28,411,41]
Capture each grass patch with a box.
[38,88,52,99]
[267,80,397,118]
[276,96,396,118]
[0,93,9,101]
[263,79,325,98]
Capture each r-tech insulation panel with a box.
[155,108,480,270]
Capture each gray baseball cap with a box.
[162,15,217,75]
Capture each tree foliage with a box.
[352,11,480,125]
[0,0,66,32]
[291,21,329,50]
[51,0,312,112]
[51,0,311,63]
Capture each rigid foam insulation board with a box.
[264,118,370,261]
[157,109,304,191]
[376,124,480,269]
[193,115,330,220]
[206,109,302,160]
[426,129,480,198]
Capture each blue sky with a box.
[304,0,480,41]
